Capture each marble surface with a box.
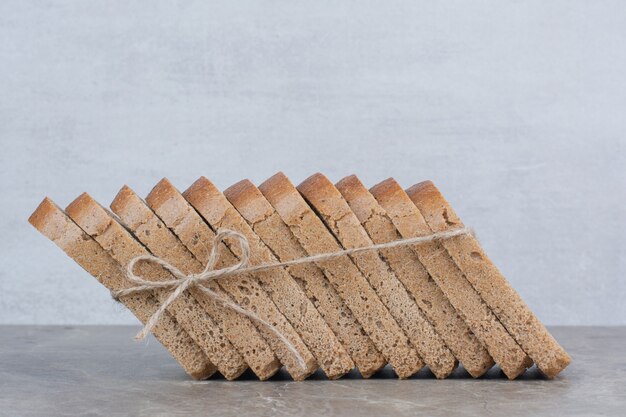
[0,326,623,417]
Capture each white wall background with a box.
[1,1,624,325]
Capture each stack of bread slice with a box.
[29,173,571,381]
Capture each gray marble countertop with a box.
[1,326,623,417]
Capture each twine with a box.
[113,226,473,371]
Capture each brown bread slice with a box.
[183,177,318,380]
[145,179,282,380]
[297,173,426,378]
[66,192,247,380]
[336,175,494,378]
[260,172,414,379]
[406,181,571,378]
[336,175,460,378]
[182,178,354,378]
[224,180,355,379]
[28,198,215,380]
[370,178,532,379]
[255,174,385,378]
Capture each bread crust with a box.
[145,178,281,380]
[67,192,247,380]
[29,198,216,380]
[406,181,571,378]
[371,178,532,379]
[183,177,317,380]
[337,175,463,378]
[225,179,355,379]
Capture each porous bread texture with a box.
[406,180,571,378]
[66,192,247,380]
[191,176,355,379]
[336,175,494,378]
[28,198,215,380]
[336,175,460,379]
[260,172,417,378]
[183,177,318,381]
[145,178,282,380]
[224,179,355,379]
[259,173,387,378]
[370,178,532,379]
[297,173,426,379]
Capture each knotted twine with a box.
[113,226,474,371]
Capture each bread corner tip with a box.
[297,172,332,194]
[194,176,211,188]
[158,177,173,187]
[307,172,328,183]
[183,176,216,206]
[405,180,438,200]
[223,179,256,204]
[65,192,94,217]
[29,197,56,229]
[146,178,178,209]
[267,171,287,182]
[408,180,436,192]
[260,173,299,204]
[335,174,359,188]
[335,175,367,200]
[225,178,253,194]
[260,171,287,191]
[150,177,174,195]
[110,185,136,213]
[370,176,396,191]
